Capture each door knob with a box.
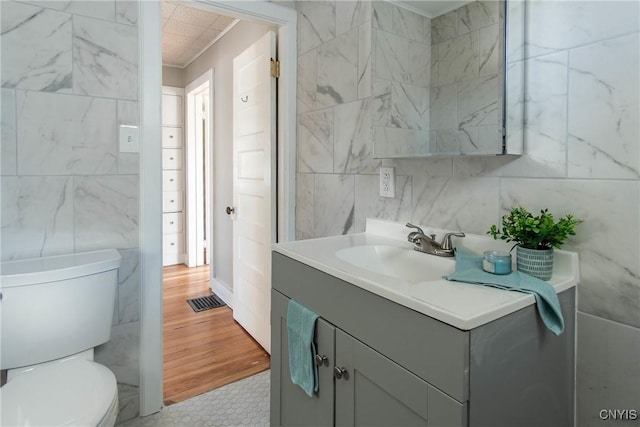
[333,366,348,380]
[315,354,328,366]
[226,206,235,215]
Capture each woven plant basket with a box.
[516,246,553,280]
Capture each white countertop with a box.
[272,219,579,330]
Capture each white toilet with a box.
[0,249,122,427]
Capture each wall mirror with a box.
[372,0,525,158]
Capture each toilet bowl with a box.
[0,250,122,427]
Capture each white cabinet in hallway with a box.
[162,86,185,266]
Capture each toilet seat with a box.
[1,358,118,427]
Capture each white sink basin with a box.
[335,245,455,283]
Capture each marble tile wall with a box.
[296,0,639,419]
[1,1,140,422]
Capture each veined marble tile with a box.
[336,0,370,36]
[295,173,314,240]
[515,52,568,177]
[95,321,139,386]
[500,179,640,328]
[382,157,453,177]
[373,78,392,127]
[17,91,117,175]
[354,175,412,232]
[1,88,17,175]
[433,128,464,154]
[73,15,138,100]
[117,248,139,324]
[297,48,317,115]
[25,1,116,21]
[457,73,499,127]
[392,4,424,42]
[406,129,431,156]
[437,31,479,86]
[297,0,335,54]
[408,40,430,87]
[74,175,139,251]
[372,1,393,34]
[568,33,639,179]
[390,81,429,130]
[430,83,457,130]
[297,110,333,173]
[431,9,457,45]
[457,1,499,35]
[118,100,139,175]
[373,126,406,158]
[316,27,358,108]
[314,174,355,237]
[116,0,137,26]
[576,313,640,426]
[1,2,72,92]
[526,0,639,59]
[479,23,499,76]
[374,29,409,83]
[505,59,524,153]
[334,98,379,174]
[412,176,499,235]
[468,124,501,155]
[1,176,74,261]
[358,22,372,99]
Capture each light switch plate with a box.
[119,125,139,153]
[379,166,395,198]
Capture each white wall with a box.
[183,19,275,290]
[162,65,184,87]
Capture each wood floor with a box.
[163,264,270,405]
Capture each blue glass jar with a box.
[482,251,512,275]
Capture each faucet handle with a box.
[406,223,425,235]
[441,232,465,250]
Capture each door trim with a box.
[138,0,297,416]
[185,69,214,268]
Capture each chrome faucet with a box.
[406,223,465,257]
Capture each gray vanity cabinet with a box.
[271,252,575,427]
[271,289,463,427]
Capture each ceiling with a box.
[162,0,237,68]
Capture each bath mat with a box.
[187,294,226,312]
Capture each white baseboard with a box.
[210,277,234,309]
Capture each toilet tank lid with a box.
[0,249,121,288]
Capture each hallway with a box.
[163,264,270,405]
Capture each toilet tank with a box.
[0,250,121,370]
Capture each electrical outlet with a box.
[379,167,395,198]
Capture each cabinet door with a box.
[335,329,429,426]
[162,94,183,126]
[271,290,335,427]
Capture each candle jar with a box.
[482,251,512,275]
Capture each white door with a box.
[231,31,276,353]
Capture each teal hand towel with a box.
[287,299,320,397]
[444,249,564,336]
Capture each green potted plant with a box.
[487,207,582,280]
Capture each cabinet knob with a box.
[170,221,174,225]
[226,206,235,215]
[333,366,348,380]
[170,200,175,203]
[170,242,175,246]
[315,354,328,366]
[170,157,174,160]
[170,135,174,138]
[170,178,174,182]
